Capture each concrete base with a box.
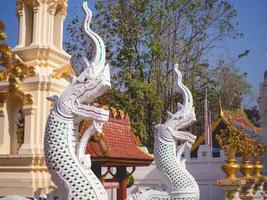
[0,155,57,198]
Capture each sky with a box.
[0,0,266,107]
[226,0,267,106]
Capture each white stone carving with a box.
[43,1,110,200]
[2,0,200,199]
[128,65,200,200]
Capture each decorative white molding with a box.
[14,0,69,61]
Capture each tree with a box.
[213,61,251,109]
[64,0,252,150]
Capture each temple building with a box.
[80,109,153,200]
[1,0,267,199]
[0,0,153,199]
[191,107,262,157]
[0,0,70,198]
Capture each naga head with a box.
[49,1,111,128]
[156,65,196,143]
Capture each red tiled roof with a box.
[83,117,154,166]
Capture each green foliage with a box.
[64,0,252,149]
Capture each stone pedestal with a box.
[0,155,57,198]
[240,177,257,200]
[252,176,266,200]
[0,76,68,198]
[217,178,246,200]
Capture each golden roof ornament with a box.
[192,105,262,152]
[0,20,35,106]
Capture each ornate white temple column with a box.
[13,0,70,71]
[54,14,65,49]
[0,102,9,154]
[18,105,36,154]
[0,0,70,198]
[48,8,55,46]
[31,5,40,45]
[16,9,26,48]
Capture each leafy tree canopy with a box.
[65,0,254,150]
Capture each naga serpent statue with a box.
[128,65,200,200]
[44,1,111,200]
[0,1,110,200]
[1,1,199,200]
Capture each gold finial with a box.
[111,107,117,118]
[239,135,254,178]
[216,120,245,179]
[118,110,126,119]
[93,132,104,142]
[251,143,266,177]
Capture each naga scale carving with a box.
[1,1,200,199]
[1,1,110,200]
[43,1,110,199]
[128,65,199,200]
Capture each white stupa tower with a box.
[0,0,71,197]
[258,71,267,175]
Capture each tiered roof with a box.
[79,109,154,167]
[221,108,262,141]
[191,108,262,152]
